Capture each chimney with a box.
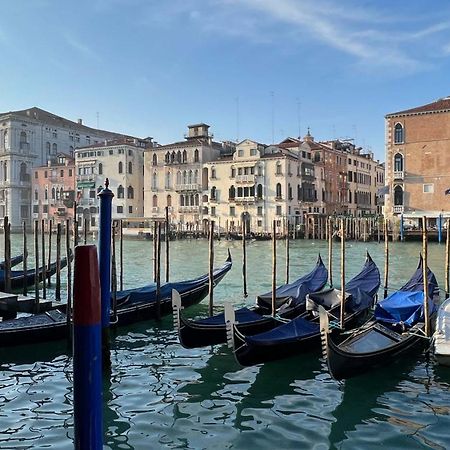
[78,119,83,125]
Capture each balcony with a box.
[393,171,404,180]
[175,183,202,192]
[275,196,283,201]
[393,205,404,214]
[234,196,256,204]
[235,175,256,184]
[178,206,200,213]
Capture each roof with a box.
[386,97,450,117]
[0,107,133,138]
[76,138,151,151]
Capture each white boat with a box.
[434,298,450,366]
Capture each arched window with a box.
[211,168,216,179]
[237,187,243,197]
[46,142,51,154]
[394,185,403,206]
[194,194,199,206]
[128,161,132,174]
[127,186,134,199]
[44,188,48,200]
[118,161,123,174]
[165,171,171,188]
[152,194,158,207]
[177,151,181,163]
[182,150,187,163]
[69,145,74,156]
[394,153,403,172]
[171,151,175,163]
[180,195,185,206]
[98,163,103,175]
[183,170,187,184]
[60,188,63,200]
[288,183,293,200]
[202,194,208,203]
[3,130,8,150]
[276,162,282,175]
[257,184,263,198]
[51,187,56,199]
[165,152,170,163]
[152,153,157,166]
[19,162,28,181]
[211,186,217,200]
[229,185,235,199]
[152,172,157,189]
[52,143,57,154]
[250,185,255,197]
[167,194,172,207]
[20,131,27,150]
[188,170,193,184]
[34,190,38,200]
[189,194,194,206]
[176,171,181,185]
[276,183,282,198]
[194,149,199,162]
[394,123,404,144]
[194,169,199,184]
[117,185,124,198]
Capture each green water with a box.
[0,237,449,449]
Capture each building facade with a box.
[74,138,150,230]
[0,107,129,229]
[385,97,450,219]
[32,154,76,226]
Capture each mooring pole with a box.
[34,220,40,312]
[153,221,157,282]
[156,221,162,321]
[438,213,443,244]
[56,223,61,301]
[272,219,277,317]
[242,221,248,298]
[73,245,103,450]
[3,216,11,293]
[165,207,170,282]
[23,221,28,296]
[285,217,290,284]
[208,220,215,316]
[111,223,118,324]
[384,217,389,298]
[340,218,346,329]
[66,219,72,341]
[47,219,53,286]
[83,217,88,245]
[41,219,47,299]
[97,178,114,371]
[422,216,430,337]
[400,214,404,242]
[328,217,333,288]
[119,219,124,290]
[445,219,449,298]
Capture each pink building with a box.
[32,153,76,226]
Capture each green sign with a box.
[77,181,95,189]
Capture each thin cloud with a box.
[64,34,98,60]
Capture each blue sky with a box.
[2,0,450,160]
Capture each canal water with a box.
[0,237,450,449]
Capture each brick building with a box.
[385,97,450,220]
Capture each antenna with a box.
[352,124,357,144]
[271,91,275,144]
[236,97,240,143]
[296,98,301,138]
[96,112,100,129]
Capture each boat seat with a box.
[44,309,66,322]
[373,323,403,341]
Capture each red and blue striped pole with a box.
[97,178,114,370]
[73,245,103,449]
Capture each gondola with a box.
[0,252,232,346]
[0,253,72,291]
[321,256,439,380]
[229,253,380,367]
[432,297,450,366]
[173,255,328,348]
[0,254,24,270]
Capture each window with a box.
[128,206,133,214]
[34,190,38,200]
[128,162,132,174]
[117,185,124,198]
[3,130,8,150]
[250,148,257,156]
[276,205,282,216]
[46,141,51,154]
[394,185,403,205]
[152,153,157,166]
[109,150,114,155]
[423,184,434,193]
[117,206,123,214]
[276,183,282,198]
[118,161,123,174]
[165,152,170,163]
[167,194,172,207]
[33,205,39,213]
[182,150,187,163]
[152,194,158,207]
[394,153,403,172]
[229,185,235,199]
[229,206,235,216]
[211,186,217,200]
[238,150,243,157]
[276,163,282,175]
[211,206,216,216]
[394,123,404,144]
[60,169,64,177]
[231,167,236,178]
[69,169,73,177]
[89,190,96,199]
[52,143,57,154]
[177,151,181,163]
[257,206,263,216]
[51,187,56,200]
[98,163,103,175]
[211,168,216,179]
[127,186,134,199]
[43,204,48,213]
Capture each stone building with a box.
[32,154,76,226]
[0,107,129,230]
[143,124,225,229]
[75,138,151,229]
[385,97,450,220]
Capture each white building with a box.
[75,138,151,229]
[0,107,129,230]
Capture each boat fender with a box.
[224,303,236,349]
[172,289,183,332]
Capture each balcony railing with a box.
[393,171,404,180]
[235,175,256,184]
[234,196,256,204]
[175,183,202,192]
[393,205,404,214]
[178,206,200,213]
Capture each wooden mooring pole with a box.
[340,218,346,329]
[156,222,162,321]
[384,217,389,299]
[23,221,27,296]
[272,219,277,317]
[446,219,449,298]
[3,216,11,293]
[120,219,124,290]
[56,223,62,301]
[34,220,40,312]
[328,217,333,288]
[66,219,72,340]
[285,217,290,284]
[422,216,430,337]
[242,221,248,298]
[47,219,53,286]
[165,207,170,282]
[209,220,215,316]
[41,219,47,299]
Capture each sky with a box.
[1,0,450,161]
